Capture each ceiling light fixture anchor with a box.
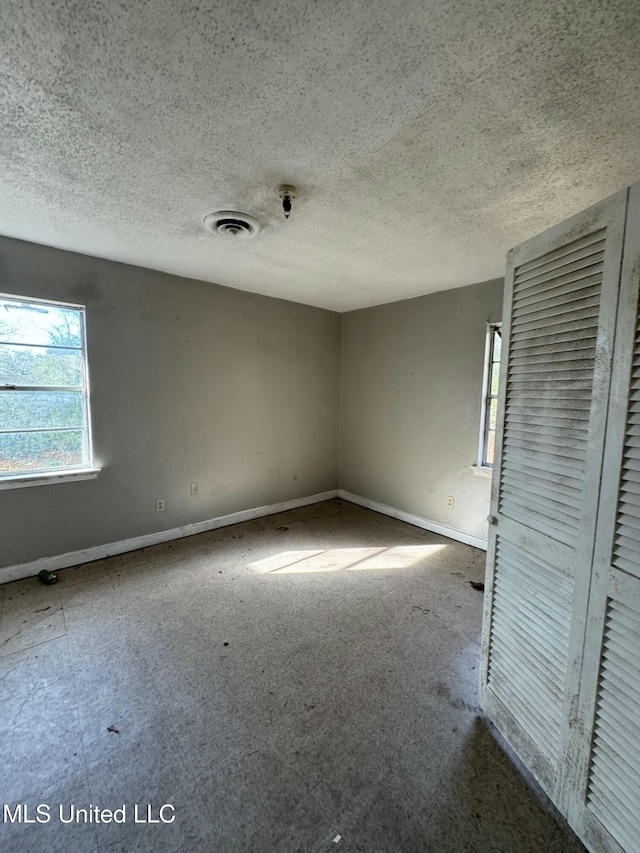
[278,184,297,220]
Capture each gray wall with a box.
[339,279,504,542]
[0,237,341,570]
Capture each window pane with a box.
[485,429,496,465]
[0,344,83,387]
[491,362,500,395]
[0,391,84,430]
[492,331,502,362]
[489,397,498,430]
[0,300,82,348]
[0,429,85,473]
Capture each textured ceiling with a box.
[2,0,640,311]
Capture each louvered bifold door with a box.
[568,184,640,853]
[480,188,628,808]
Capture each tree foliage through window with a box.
[0,297,92,475]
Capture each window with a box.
[0,294,94,480]
[478,322,502,468]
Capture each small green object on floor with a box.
[37,569,58,585]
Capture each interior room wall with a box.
[0,236,341,574]
[339,279,504,545]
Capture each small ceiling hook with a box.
[278,184,297,220]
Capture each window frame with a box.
[477,321,502,470]
[0,292,99,486]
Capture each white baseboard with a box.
[338,490,488,551]
[0,490,339,585]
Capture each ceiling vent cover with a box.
[203,211,261,239]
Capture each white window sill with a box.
[0,468,102,491]
[472,465,493,478]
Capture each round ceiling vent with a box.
[203,210,261,239]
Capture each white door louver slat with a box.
[613,328,640,579]
[493,573,573,625]
[614,550,640,576]
[506,404,591,419]
[500,473,583,511]
[593,720,640,777]
[504,439,586,463]
[506,407,591,422]
[509,346,598,365]
[508,357,596,374]
[622,475,640,493]
[486,535,573,761]
[506,387,593,402]
[512,284,602,322]
[490,621,567,686]
[488,668,562,756]
[616,510,640,531]
[606,598,640,635]
[489,618,569,680]
[498,231,603,546]
[489,603,569,664]
[501,476,583,513]
[588,793,638,853]
[490,597,571,651]
[503,443,587,468]
[502,466,579,492]
[506,409,590,425]
[621,478,640,496]
[509,324,599,347]
[601,643,640,685]
[500,481,584,517]
[514,265,603,300]
[599,667,640,714]
[511,305,600,337]
[505,423,589,444]
[507,317,601,345]
[502,498,582,533]
[488,660,564,744]
[512,286,601,320]
[589,778,640,842]
[500,463,582,496]
[513,269,603,309]
[509,339,599,361]
[514,229,605,275]
[501,454,583,480]
[501,449,584,479]
[616,527,640,549]
[504,432,587,455]
[497,507,577,547]
[514,237,605,287]
[505,419,590,438]
[620,493,640,512]
[590,747,639,816]
[595,701,640,748]
[586,595,640,853]
[513,274,602,305]
[598,681,640,727]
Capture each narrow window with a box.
[0,295,94,478]
[478,322,502,468]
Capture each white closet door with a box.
[480,189,628,807]
[568,185,640,853]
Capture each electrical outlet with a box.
[446,495,455,509]
[156,499,165,512]
[190,482,199,496]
